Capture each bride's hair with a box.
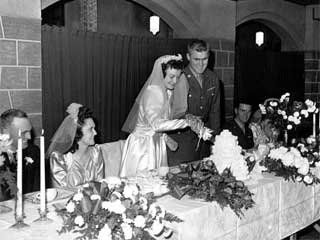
[161,59,184,77]
[68,106,94,153]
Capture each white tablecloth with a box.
[0,172,319,240]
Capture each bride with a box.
[120,55,199,177]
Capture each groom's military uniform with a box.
[167,66,220,166]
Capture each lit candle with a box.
[313,113,316,138]
[40,130,46,213]
[16,129,23,219]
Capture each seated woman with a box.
[47,103,104,188]
[120,55,198,177]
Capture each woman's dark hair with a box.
[68,106,94,153]
[161,59,184,77]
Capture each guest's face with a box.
[79,118,97,146]
[163,68,182,90]
[235,104,252,124]
[6,117,32,150]
[187,50,209,74]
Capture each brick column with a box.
[206,38,235,122]
[304,51,320,104]
[0,16,42,137]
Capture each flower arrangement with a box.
[259,144,320,185]
[0,133,17,198]
[167,160,255,217]
[259,93,317,138]
[57,179,182,240]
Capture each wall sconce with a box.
[255,31,264,46]
[150,15,160,35]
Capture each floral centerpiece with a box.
[167,160,255,217]
[0,133,17,198]
[259,142,320,185]
[259,93,317,143]
[57,178,182,240]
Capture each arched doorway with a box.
[235,20,305,111]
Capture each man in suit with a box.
[0,109,40,200]
[168,39,221,166]
[224,102,254,150]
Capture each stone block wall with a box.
[0,15,42,138]
[207,38,235,123]
[304,51,320,104]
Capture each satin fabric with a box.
[120,85,188,177]
[50,145,104,188]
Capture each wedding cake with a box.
[209,130,249,180]
[126,170,169,197]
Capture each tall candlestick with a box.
[313,113,316,138]
[16,129,23,219]
[40,130,46,213]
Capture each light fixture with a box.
[149,15,160,35]
[255,31,264,46]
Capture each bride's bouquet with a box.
[57,178,182,240]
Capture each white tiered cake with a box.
[209,129,249,180]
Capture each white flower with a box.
[296,176,302,182]
[316,162,320,167]
[149,203,157,218]
[123,184,139,199]
[139,197,148,211]
[283,115,288,120]
[288,115,295,122]
[101,201,112,210]
[300,109,309,118]
[293,111,300,117]
[269,146,288,160]
[24,157,34,165]
[0,155,5,167]
[277,109,282,115]
[280,93,290,102]
[298,164,309,175]
[74,215,84,226]
[102,176,122,188]
[66,201,76,213]
[110,199,126,214]
[259,104,266,114]
[306,136,316,144]
[121,223,133,240]
[66,103,83,120]
[281,152,295,166]
[0,133,10,142]
[90,194,101,201]
[73,191,83,202]
[98,224,112,240]
[287,124,293,130]
[270,101,278,107]
[150,219,164,236]
[303,175,313,184]
[134,215,146,228]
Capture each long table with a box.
[0,172,319,240]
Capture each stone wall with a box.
[0,15,42,138]
[305,51,320,104]
[207,38,235,122]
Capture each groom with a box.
[168,39,221,166]
[0,109,40,200]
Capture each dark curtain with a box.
[235,48,304,111]
[42,26,189,144]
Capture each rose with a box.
[74,215,84,226]
[66,201,76,213]
[134,215,146,228]
[121,223,133,240]
[0,155,5,167]
[123,184,139,199]
[303,175,313,184]
[73,192,84,201]
[281,152,295,167]
[98,224,112,240]
[102,176,122,188]
[150,219,164,236]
